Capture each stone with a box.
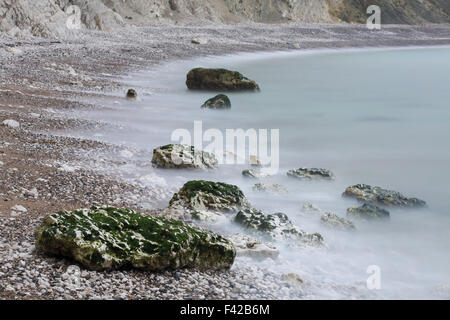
[301,203,322,215]
[252,183,288,194]
[234,208,323,245]
[35,206,236,271]
[191,210,226,223]
[347,203,390,220]
[227,234,279,260]
[126,89,137,99]
[281,273,304,286]
[186,68,260,91]
[1,119,20,129]
[151,144,218,170]
[343,184,426,208]
[242,168,272,179]
[191,38,208,44]
[201,94,231,109]
[287,168,335,180]
[169,180,250,214]
[320,213,356,231]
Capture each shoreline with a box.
[1,23,450,300]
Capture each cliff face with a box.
[0,0,448,38]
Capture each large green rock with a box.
[234,208,323,246]
[343,184,426,208]
[169,180,250,213]
[186,68,260,91]
[152,144,218,170]
[35,206,235,271]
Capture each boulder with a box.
[35,206,235,271]
[234,208,323,245]
[186,68,260,91]
[227,234,279,260]
[253,183,288,194]
[151,144,218,170]
[126,89,137,99]
[242,168,272,179]
[169,180,250,213]
[191,38,208,45]
[347,203,390,220]
[301,203,323,215]
[201,94,231,109]
[320,213,356,231]
[287,168,335,180]
[343,184,426,208]
[191,210,226,223]
[281,273,304,286]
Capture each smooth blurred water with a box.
[67,47,450,299]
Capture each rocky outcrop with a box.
[320,213,355,231]
[201,94,231,109]
[186,68,260,92]
[227,234,279,260]
[343,184,426,208]
[151,144,218,170]
[234,208,323,245]
[35,206,236,271]
[169,180,250,213]
[287,168,335,181]
[253,183,288,194]
[347,203,390,220]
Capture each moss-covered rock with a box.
[234,208,323,246]
[151,144,218,170]
[287,168,335,181]
[347,203,390,221]
[35,206,235,271]
[169,180,250,214]
[186,68,260,91]
[343,184,426,208]
[320,213,356,231]
[201,94,231,109]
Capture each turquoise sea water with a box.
[68,47,450,299]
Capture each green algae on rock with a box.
[152,144,218,170]
[186,68,260,91]
[201,94,231,109]
[343,184,426,208]
[234,208,323,246]
[169,180,250,213]
[347,203,390,221]
[35,206,236,271]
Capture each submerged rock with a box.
[227,234,279,260]
[281,273,304,286]
[169,180,250,213]
[242,168,272,179]
[234,208,323,245]
[151,144,218,170]
[287,168,335,181]
[343,184,426,208]
[186,68,260,91]
[320,213,356,231]
[347,203,390,220]
[301,203,323,215]
[191,38,208,45]
[35,206,235,271]
[201,94,231,109]
[126,89,137,99]
[253,183,288,194]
